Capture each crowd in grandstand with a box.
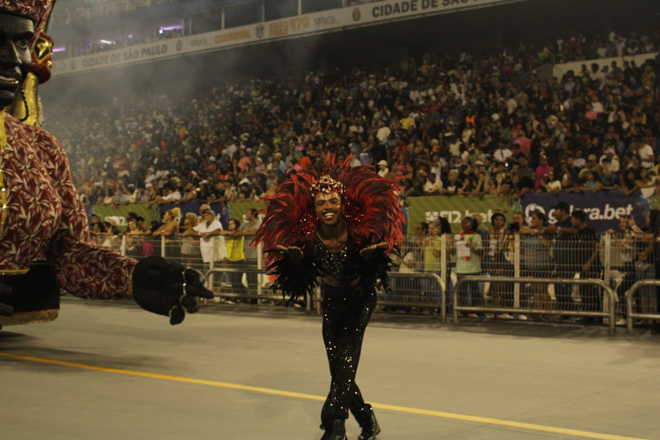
[49,28,660,211]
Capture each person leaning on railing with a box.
[420,220,445,312]
[183,208,226,266]
[568,210,602,323]
[486,213,513,318]
[123,218,144,259]
[152,208,181,260]
[179,213,201,269]
[447,217,485,317]
[519,212,553,321]
[220,219,251,298]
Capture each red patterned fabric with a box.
[0,113,136,299]
[0,0,53,48]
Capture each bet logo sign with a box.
[524,203,546,223]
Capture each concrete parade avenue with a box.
[1,296,658,440]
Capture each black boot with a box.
[354,404,381,440]
[320,419,347,440]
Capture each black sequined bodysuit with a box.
[313,235,349,281]
[314,235,376,427]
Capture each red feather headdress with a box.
[254,154,405,265]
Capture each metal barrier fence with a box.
[203,269,447,321]
[379,272,447,323]
[452,276,617,334]
[100,231,657,329]
[626,280,660,335]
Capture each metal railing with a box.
[96,231,656,331]
[379,272,447,323]
[203,269,447,321]
[625,280,660,335]
[205,267,273,302]
[452,276,617,334]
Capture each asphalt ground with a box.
[1,296,658,440]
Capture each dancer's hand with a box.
[131,257,213,325]
[360,242,387,260]
[0,283,13,331]
[276,245,303,264]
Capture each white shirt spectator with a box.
[430,164,442,183]
[424,179,442,194]
[639,143,655,169]
[398,252,415,274]
[449,140,463,157]
[376,125,391,145]
[194,220,226,263]
[600,155,621,172]
[493,147,512,163]
[591,100,604,113]
[161,190,181,202]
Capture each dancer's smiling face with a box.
[315,192,344,227]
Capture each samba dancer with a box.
[255,155,404,440]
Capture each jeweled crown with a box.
[310,175,345,197]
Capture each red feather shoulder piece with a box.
[253,154,405,265]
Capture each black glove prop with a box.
[131,256,213,325]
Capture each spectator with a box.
[421,220,443,303]
[152,208,180,237]
[180,182,198,203]
[486,213,512,317]
[606,215,638,321]
[634,168,657,199]
[541,169,562,194]
[441,170,462,195]
[188,209,226,267]
[377,160,389,178]
[598,158,619,190]
[423,173,441,196]
[535,155,551,190]
[520,212,553,320]
[180,213,201,269]
[123,218,144,259]
[569,210,602,322]
[449,217,485,315]
[221,219,250,298]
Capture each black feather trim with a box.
[264,246,319,307]
[339,235,399,297]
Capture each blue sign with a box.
[520,191,648,232]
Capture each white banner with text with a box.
[52,0,519,76]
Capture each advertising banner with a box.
[519,191,647,232]
[91,204,159,228]
[52,0,517,77]
[406,191,654,233]
[406,195,513,232]
[353,0,518,25]
[54,38,184,76]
